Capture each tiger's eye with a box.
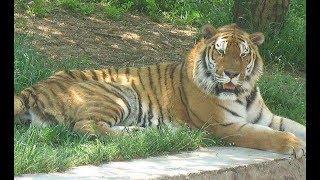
[240,52,246,57]
[217,49,224,55]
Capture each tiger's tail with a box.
[14,95,27,117]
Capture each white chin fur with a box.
[218,92,237,100]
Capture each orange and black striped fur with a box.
[14,24,305,158]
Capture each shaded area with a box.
[15,9,197,67]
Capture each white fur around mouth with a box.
[218,92,237,100]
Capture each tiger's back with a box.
[14,62,189,131]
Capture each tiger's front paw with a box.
[276,132,306,158]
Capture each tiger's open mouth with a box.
[222,82,236,90]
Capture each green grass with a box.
[14,0,305,71]
[15,124,225,175]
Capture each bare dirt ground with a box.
[14,9,199,67]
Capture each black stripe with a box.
[179,65,205,128]
[246,87,257,110]
[79,83,120,109]
[85,112,117,124]
[36,86,54,107]
[156,64,164,125]
[82,96,124,122]
[64,70,77,79]
[178,88,194,127]
[217,104,242,117]
[108,68,115,82]
[90,70,99,81]
[148,66,163,123]
[53,74,69,80]
[201,47,211,77]
[156,63,163,96]
[25,88,44,115]
[131,82,143,123]
[69,121,76,130]
[95,103,122,123]
[279,118,284,131]
[268,115,275,127]
[75,84,96,96]
[20,92,30,110]
[137,68,146,89]
[236,99,244,105]
[137,67,148,126]
[248,53,258,80]
[100,83,126,119]
[148,67,155,93]
[115,68,119,76]
[146,94,154,127]
[107,83,126,94]
[29,86,45,109]
[142,114,148,127]
[125,67,130,82]
[145,67,155,127]
[80,71,88,81]
[92,82,131,119]
[252,108,263,124]
[169,63,179,95]
[87,108,118,124]
[102,70,107,80]
[23,89,35,108]
[106,121,112,127]
[220,122,234,127]
[102,97,124,121]
[178,64,193,126]
[239,123,248,131]
[46,80,68,91]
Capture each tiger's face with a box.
[193,24,265,100]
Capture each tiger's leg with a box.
[111,126,145,132]
[246,88,306,142]
[73,120,115,136]
[206,122,305,158]
[69,81,139,136]
[73,122,145,135]
[265,116,306,142]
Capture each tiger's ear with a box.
[202,24,216,40]
[250,32,265,45]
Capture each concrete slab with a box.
[15,147,306,180]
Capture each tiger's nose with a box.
[224,71,239,78]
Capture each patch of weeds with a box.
[26,0,53,17]
[102,1,133,19]
[58,0,96,15]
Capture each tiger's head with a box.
[188,23,264,100]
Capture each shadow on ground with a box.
[15,9,198,67]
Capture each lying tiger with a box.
[14,23,306,158]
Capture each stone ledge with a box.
[15,147,306,180]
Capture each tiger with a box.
[14,23,306,158]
